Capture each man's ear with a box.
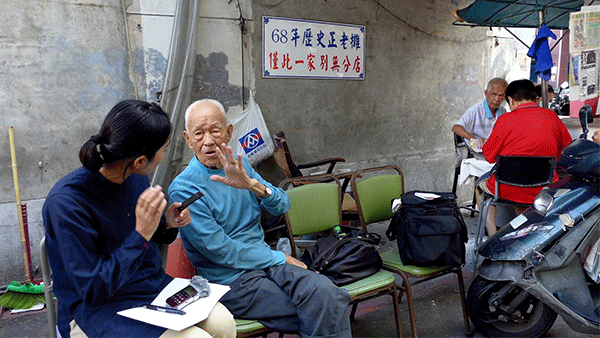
[507,97,515,109]
[183,130,193,149]
[225,124,233,143]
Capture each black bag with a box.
[385,191,468,267]
[300,231,382,286]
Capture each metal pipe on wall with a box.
[151,0,201,191]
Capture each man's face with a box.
[484,83,507,111]
[537,92,555,105]
[183,102,232,169]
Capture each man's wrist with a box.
[249,179,269,198]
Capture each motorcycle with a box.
[466,108,600,337]
[550,81,570,116]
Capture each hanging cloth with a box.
[527,23,557,81]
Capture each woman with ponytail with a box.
[42,100,235,338]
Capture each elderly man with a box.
[452,77,508,148]
[168,99,352,337]
[476,79,572,236]
[535,83,555,106]
[592,130,600,144]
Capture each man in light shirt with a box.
[452,77,508,149]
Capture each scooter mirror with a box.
[560,81,569,89]
[579,105,592,139]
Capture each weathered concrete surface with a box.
[251,0,491,193]
[0,0,175,285]
[0,1,133,202]
[0,0,134,284]
[2,210,598,338]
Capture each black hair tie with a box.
[89,134,101,144]
[89,135,105,161]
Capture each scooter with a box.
[466,110,600,337]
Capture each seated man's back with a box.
[483,79,572,204]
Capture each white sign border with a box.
[262,16,366,80]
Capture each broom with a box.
[0,126,45,309]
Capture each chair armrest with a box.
[333,172,352,194]
[297,157,345,174]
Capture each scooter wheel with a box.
[467,276,557,337]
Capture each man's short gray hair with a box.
[486,77,508,91]
[184,99,226,132]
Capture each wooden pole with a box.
[8,126,32,282]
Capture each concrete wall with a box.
[251,0,490,192]
[0,0,175,285]
[0,0,501,285]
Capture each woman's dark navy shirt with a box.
[42,167,177,337]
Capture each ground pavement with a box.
[1,211,597,337]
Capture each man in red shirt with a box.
[476,79,572,236]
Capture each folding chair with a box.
[272,130,346,179]
[272,131,358,222]
[452,134,478,217]
[40,236,59,338]
[350,165,471,338]
[474,156,556,258]
[279,174,402,338]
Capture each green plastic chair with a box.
[351,165,471,338]
[280,174,402,338]
[235,319,275,337]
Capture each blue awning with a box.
[453,0,586,29]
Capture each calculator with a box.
[165,276,211,310]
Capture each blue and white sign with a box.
[263,16,365,80]
[239,128,265,155]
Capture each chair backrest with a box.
[40,236,58,338]
[165,238,195,279]
[454,133,476,159]
[351,166,404,231]
[495,156,556,188]
[280,175,342,257]
[454,133,465,149]
[273,131,303,178]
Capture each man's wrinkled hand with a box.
[285,254,307,269]
[210,143,252,189]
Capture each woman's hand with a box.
[165,203,191,229]
[135,186,168,241]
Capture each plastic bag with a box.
[228,95,275,166]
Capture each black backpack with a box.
[385,191,468,267]
[300,231,382,286]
